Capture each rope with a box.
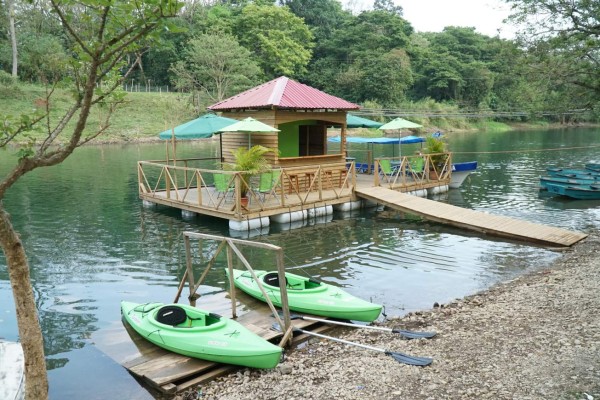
[453,144,600,155]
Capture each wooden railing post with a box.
[276,248,291,342]
[226,243,237,319]
[196,171,202,206]
[184,235,198,306]
[165,166,171,198]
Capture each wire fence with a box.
[355,108,590,119]
[122,82,183,93]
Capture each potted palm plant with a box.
[223,145,274,204]
[423,136,448,179]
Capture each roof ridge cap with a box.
[267,77,288,106]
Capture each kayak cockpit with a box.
[153,304,225,330]
[262,272,323,291]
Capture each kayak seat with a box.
[305,279,322,289]
[156,305,187,326]
[205,313,222,326]
[263,273,289,288]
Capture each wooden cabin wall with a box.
[221,133,279,165]
[219,109,348,166]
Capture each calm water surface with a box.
[1,128,599,399]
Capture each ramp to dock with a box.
[356,187,587,247]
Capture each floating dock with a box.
[356,187,587,247]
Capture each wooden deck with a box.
[356,186,588,247]
[137,156,455,221]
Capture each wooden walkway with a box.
[356,187,588,247]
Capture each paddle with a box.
[272,323,433,367]
[275,312,436,339]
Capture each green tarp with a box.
[158,114,239,140]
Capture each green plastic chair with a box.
[409,157,425,178]
[379,159,395,175]
[213,173,233,200]
[257,169,283,203]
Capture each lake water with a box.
[1,127,599,399]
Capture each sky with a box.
[343,0,516,38]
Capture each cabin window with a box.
[299,125,326,156]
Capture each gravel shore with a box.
[185,231,600,400]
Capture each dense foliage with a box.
[1,0,599,122]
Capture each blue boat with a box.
[585,162,600,172]
[450,161,478,189]
[539,176,600,190]
[547,167,600,178]
[545,183,600,200]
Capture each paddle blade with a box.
[272,323,301,333]
[385,351,433,367]
[392,329,437,339]
[274,311,302,320]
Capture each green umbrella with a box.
[346,114,383,128]
[379,118,423,158]
[217,117,280,148]
[378,117,423,130]
[158,113,239,140]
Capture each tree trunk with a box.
[0,205,48,400]
[8,0,18,78]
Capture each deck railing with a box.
[137,159,356,217]
[373,153,452,190]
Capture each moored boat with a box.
[449,161,478,189]
[226,269,382,322]
[121,301,282,369]
[545,183,600,200]
[547,167,600,178]
[0,341,25,400]
[539,175,600,190]
[585,162,600,172]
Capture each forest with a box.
[1,3,599,398]
[1,0,599,124]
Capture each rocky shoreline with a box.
[180,231,600,400]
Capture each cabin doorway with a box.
[299,125,326,156]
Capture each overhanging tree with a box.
[235,4,314,78]
[505,0,600,110]
[0,1,182,399]
[169,33,261,104]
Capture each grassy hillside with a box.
[1,83,519,145]
[0,83,197,144]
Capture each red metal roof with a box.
[208,76,360,111]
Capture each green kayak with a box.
[121,301,282,369]
[226,269,382,322]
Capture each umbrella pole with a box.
[219,135,224,163]
[171,129,177,166]
[398,132,401,160]
[165,139,169,162]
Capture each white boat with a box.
[449,161,478,189]
[0,341,25,400]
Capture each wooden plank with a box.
[129,353,215,386]
[355,187,587,247]
[121,303,334,394]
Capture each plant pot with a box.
[429,170,439,180]
[240,197,249,208]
